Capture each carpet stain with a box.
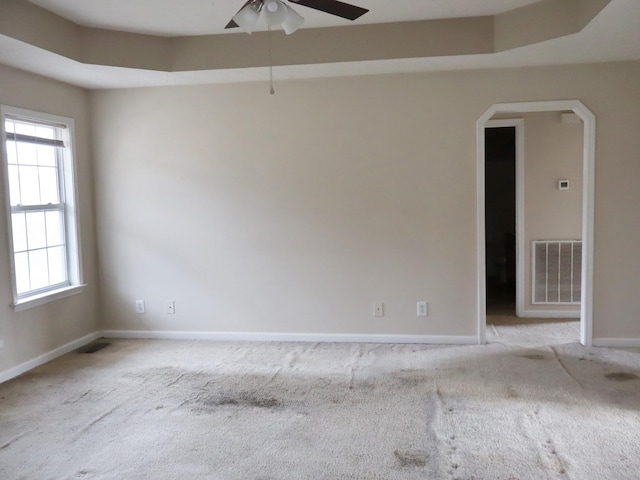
[604,372,639,382]
[394,450,428,468]
[395,369,431,387]
[519,354,546,360]
[197,392,282,410]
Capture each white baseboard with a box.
[0,331,101,384]
[517,310,580,319]
[101,330,479,345]
[592,338,640,348]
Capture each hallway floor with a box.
[487,314,580,346]
[486,288,580,346]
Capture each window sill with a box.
[12,284,87,312]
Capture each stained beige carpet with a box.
[1,326,639,479]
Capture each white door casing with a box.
[477,100,595,346]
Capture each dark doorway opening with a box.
[485,127,516,315]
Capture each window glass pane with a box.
[14,252,30,294]
[6,140,18,164]
[48,246,67,285]
[35,125,55,140]
[45,210,64,246]
[8,165,21,206]
[18,166,41,205]
[16,142,37,165]
[26,211,46,250]
[4,112,77,299]
[11,212,28,252]
[37,145,57,167]
[15,122,35,136]
[28,249,48,290]
[39,166,59,204]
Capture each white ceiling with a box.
[1,0,640,89]
[27,0,542,36]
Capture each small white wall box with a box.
[558,180,570,190]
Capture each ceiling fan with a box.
[225,0,369,35]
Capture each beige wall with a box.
[91,61,640,341]
[0,59,638,376]
[0,65,99,373]
[523,111,583,313]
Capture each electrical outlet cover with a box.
[135,300,145,314]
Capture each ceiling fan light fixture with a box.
[263,0,287,26]
[232,0,262,34]
[282,4,304,35]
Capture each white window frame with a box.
[1,106,84,311]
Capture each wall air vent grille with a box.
[533,240,581,304]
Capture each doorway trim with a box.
[477,100,596,346]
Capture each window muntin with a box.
[1,107,82,307]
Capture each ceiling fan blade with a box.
[288,0,368,21]
[225,0,254,29]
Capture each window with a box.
[1,106,83,310]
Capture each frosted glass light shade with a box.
[282,5,304,34]
[232,3,261,34]
[263,0,287,26]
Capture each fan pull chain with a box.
[268,23,275,95]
